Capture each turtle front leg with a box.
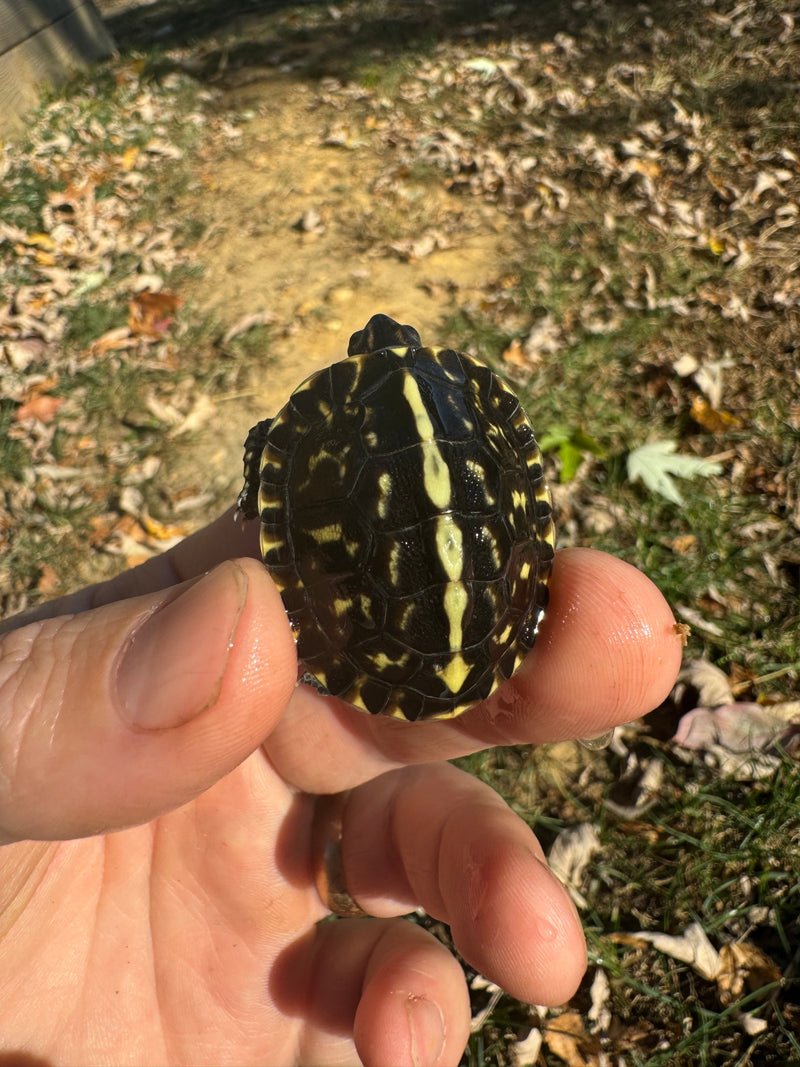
[235,418,272,522]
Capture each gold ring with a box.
[311,790,367,918]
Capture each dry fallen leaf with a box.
[548,823,601,909]
[587,968,612,1033]
[221,309,276,343]
[169,394,217,437]
[35,562,60,594]
[508,1027,542,1067]
[128,290,182,338]
[141,512,191,541]
[676,659,735,708]
[14,394,64,423]
[85,326,137,358]
[613,922,722,981]
[691,394,743,432]
[667,533,698,554]
[717,942,782,1006]
[543,1012,595,1067]
[501,338,526,367]
[674,701,800,754]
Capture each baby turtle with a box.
[237,313,555,721]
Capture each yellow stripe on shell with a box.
[400,372,473,695]
[401,373,452,510]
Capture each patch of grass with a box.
[63,299,126,350]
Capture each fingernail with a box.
[117,561,248,730]
[406,995,446,1067]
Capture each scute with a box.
[238,314,555,722]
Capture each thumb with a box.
[0,558,296,843]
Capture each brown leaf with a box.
[15,394,64,423]
[668,533,698,555]
[128,290,182,338]
[717,942,782,1006]
[88,514,118,547]
[501,337,527,368]
[35,563,61,594]
[543,1012,595,1067]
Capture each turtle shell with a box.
[238,314,555,722]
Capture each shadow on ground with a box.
[102,0,655,90]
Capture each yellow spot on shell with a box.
[310,523,342,543]
[377,470,392,519]
[371,650,410,671]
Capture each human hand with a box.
[0,510,681,1066]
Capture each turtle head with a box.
[348,314,422,356]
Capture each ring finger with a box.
[315,762,586,1008]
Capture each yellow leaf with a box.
[141,513,190,541]
[26,232,56,250]
[120,145,140,170]
[691,394,743,432]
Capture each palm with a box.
[3,752,335,1064]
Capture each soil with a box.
[96,0,518,500]
[186,85,507,411]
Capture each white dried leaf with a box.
[509,1028,542,1067]
[677,659,734,708]
[145,395,184,426]
[105,531,156,559]
[587,968,611,1032]
[169,394,217,438]
[462,57,499,78]
[672,353,699,377]
[633,922,721,981]
[145,138,184,159]
[547,823,600,909]
[739,1012,769,1036]
[674,604,725,636]
[130,274,164,293]
[675,701,800,753]
[523,313,562,358]
[693,355,735,409]
[221,309,277,343]
[118,485,144,517]
[122,455,162,485]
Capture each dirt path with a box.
[161,68,512,494]
[189,85,506,401]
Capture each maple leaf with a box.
[627,439,722,505]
